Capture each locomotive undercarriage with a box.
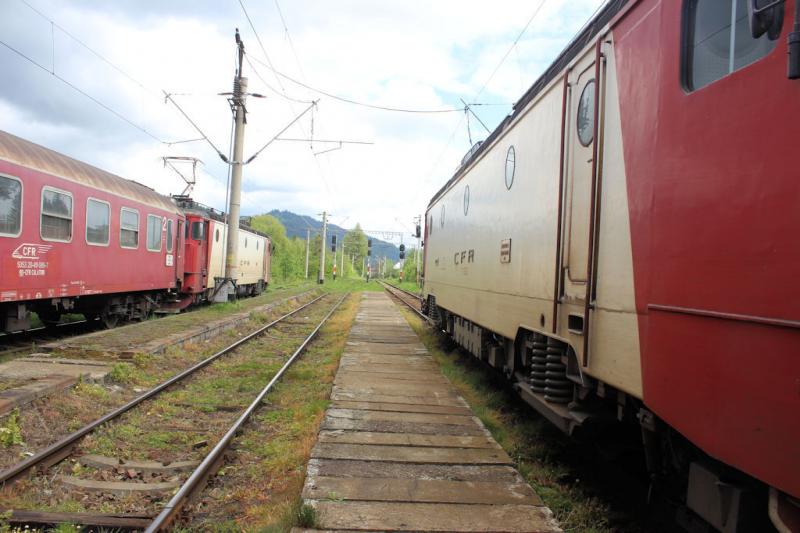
[0,292,164,332]
[424,295,791,533]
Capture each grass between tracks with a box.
[0,290,319,472]
[399,307,615,533]
[179,292,359,532]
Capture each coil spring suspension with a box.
[544,337,571,404]
[528,333,548,393]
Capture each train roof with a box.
[427,0,629,209]
[0,130,180,214]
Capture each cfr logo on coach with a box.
[454,249,474,265]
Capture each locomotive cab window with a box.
[86,198,110,246]
[146,215,162,252]
[166,219,174,253]
[191,221,205,241]
[41,187,73,242]
[684,0,782,91]
[120,208,139,249]
[0,175,22,237]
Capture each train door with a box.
[182,216,209,294]
[562,50,602,303]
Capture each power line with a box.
[248,55,466,114]
[273,0,307,82]
[19,0,158,98]
[163,92,229,160]
[0,37,169,144]
[237,0,339,210]
[245,55,314,104]
[473,0,549,101]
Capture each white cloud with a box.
[0,0,605,239]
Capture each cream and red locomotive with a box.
[0,130,270,331]
[423,1,800,530]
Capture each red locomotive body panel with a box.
[613,0,800,497]
[0,131,183,314]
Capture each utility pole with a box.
[340,241,345,279]
[218,29,248,302]
[304,229,310,279]
[318,211,327,284]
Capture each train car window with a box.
[191,221,205,240]
[86,198,110,246]
[463,186,470,216]
[41,187,73,242]
[120,208,139,248]
[505,146,516,190]
[684,0,781,91]
[146,215,162,251]
[166,219,174,253]
[577,81,596,146]
[0,175,22,237]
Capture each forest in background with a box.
[249,215,421,285]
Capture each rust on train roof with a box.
[0,130,179,214]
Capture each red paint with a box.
[0,159,182,302]
[614,0,800,497]
[182,215,210,295]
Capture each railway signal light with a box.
[415,224,421,238]
[368,238,372,256]
[331,235,337,252]
[399,244,405,260]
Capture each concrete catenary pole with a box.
[340,238,345,278]
[304,228,310,279]
[318,211,327,284]
[222,30,248,300]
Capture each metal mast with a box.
[318,211,327,284]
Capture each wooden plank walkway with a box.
[295,292,561,532]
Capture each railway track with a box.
[0,291,348,531]
[378,281,431,323]
[0,318,92,362]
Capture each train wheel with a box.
[100,311,119,329]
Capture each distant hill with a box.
[268,210,400,262]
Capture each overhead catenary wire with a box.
[238,0,340,210]
[248,55,469,114]
[472,0,549,102]
[18,0,159,98]
[163,91,230,161]
[244,100,317,164]
[0,37,170,145]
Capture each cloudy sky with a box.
[0,0,604,239]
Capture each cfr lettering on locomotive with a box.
[454,249,475,265]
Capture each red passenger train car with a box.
[422,0,800,531]
[0,131,271,330]
[0,131,185,329]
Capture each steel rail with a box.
[378,281,432,324]
[146,292,349,532]
[381,281,423,301]
[0,293,327,486]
